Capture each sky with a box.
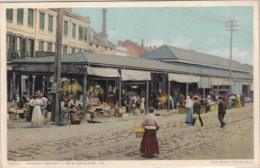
[73,7,254,65]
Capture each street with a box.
[7,104,253,161]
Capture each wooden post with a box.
[12,72,16,107]
[146,80,149,114]
[82,74,87,121]
[106,80,108,102]
[53,9,63,124]
[32,75,36,96]
[42,76,45,95]
[217,86,219,94]
[168,80,170,112]
[46,76,50,95]
[119,77,122,107]
[203,88,205,98]
[186,83,189,97]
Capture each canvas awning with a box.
[211,77,233,86]
[168,73,200,83]
[121,69,151,81]
[87,67,121,78]
[198,76,211,88]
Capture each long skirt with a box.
[140,129,159,155]
[185,107,193,124]
[31,106,43,126]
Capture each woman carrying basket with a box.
[140,107,160,157]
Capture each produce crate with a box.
[178,107,188,114]
[214,104,218,111]
[200,105,206,114]
[209,105,215,112]
[118,113,128,118]
[119,107,126,114]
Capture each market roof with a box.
[11,52,252,80]
[142,45,252,72]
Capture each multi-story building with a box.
[6,8,90,61]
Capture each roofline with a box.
[160,59,252,73]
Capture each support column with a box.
[106,80,108,102]
[42,76,46,95]
[162,74,166,93]
[168,80,170,112]
[82,74,87,121]
[186,83,189,97]
[27,75,31,98]
[32,75,36,96]
[12,72,16,107]
[46,76,50,95]
[151,73,155,94]
[146,80,149,114]
[203,88,205,98]
[119,77,122,107]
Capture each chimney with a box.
[141,39,144,49]
[102,8,107,35]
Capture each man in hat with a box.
[192,97,203,127]
[218,97,226,128]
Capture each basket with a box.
[192,113,199,119]
[209,105,214,112]
[134,126,145,138]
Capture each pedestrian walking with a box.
[140,107,160,157]
[140,96,145,113]
[31,96,44,127]
[185,96,193,125]
[169,95,174,110]
[192,97,203,127]
[173,92,178,109]
[218,97,226,128]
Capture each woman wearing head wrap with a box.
[185,96,194,125]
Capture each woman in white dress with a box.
[140,96,145,113]
[31,96,43,127]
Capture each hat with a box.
[148,107,154,113]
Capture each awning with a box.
[87,67,121,78]
[232,81,242,95]
[242,80,252,85]
[211,77,233,86]
[121,69,151,81]
[198,76,211,88]
[168,73,200,83]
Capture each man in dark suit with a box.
[192,97,203,127]
[218,97,226,128]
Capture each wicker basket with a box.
[134,126,145,138]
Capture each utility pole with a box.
[53,9,63,124]
[225,20,238,94]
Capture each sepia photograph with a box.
[0,1,259,168]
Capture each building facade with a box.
[118,40,147,57]
[6,8,90,61]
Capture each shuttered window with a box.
[64,21,68,36]
[71,47,76,54]
[79,26,83,40]
[6,9,13,21]
[20,37,27,58]
[10,36,17,59]
[39,41,44,51]
[72,23,76,39]
[84,28,88,41]
[47,43,52,52]
[63,46,68,55]
[28,9,34,27]
[17,9,24,24]
[40,12,45,30]
[48,15,53,32]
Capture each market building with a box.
[142,45,253,98]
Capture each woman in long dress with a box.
[185,96,194,125]
[140,96,145,113]
[140,107,160,157]
[31,96,43,127]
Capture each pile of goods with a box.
[133,109,141,116]
[115,107,128,118]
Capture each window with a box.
[28,9,34,27]
[17,9,24,24]
[64,21,68,36]
[6,9,13,21]
[40,12,45,30]
[84,28,88,41]
[20,37,27,58]
[72,23,76,39]
[71,47,76,54]
[79,26,83,40]
[10,35,17,59]
[48,15,53,32]
[47,43,52,52]
[39,41,44,51]
[63,46,68,55]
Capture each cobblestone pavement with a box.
[7,104,254,161]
